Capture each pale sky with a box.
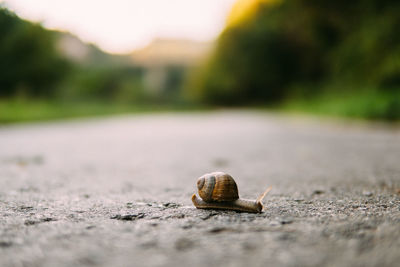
[2,0,237,54]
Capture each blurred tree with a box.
[191,0,400,105]
[0,8,70,98]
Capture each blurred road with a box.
[0,111,399,267]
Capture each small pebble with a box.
[165,213,185,219]
[280,217,294,225]
[208,227,229,233]
[19,206,34,211]
[269,220,280,226]
[24,217,55,226]
[41,217,56,222]
[175,238,194,251]
[24,220,37,226]
[162,202,180,208]
[0,241,12,248]
[363,191,373,197]
[111,213,145,221]
[181,223,193,229]
[200,211,218,220]
[312,190,325,195]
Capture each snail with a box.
[191,172,271,213]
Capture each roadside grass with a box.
[281,90,400,121]
[0,99,204,124]
[1,90,399,124]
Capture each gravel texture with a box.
[0,111,399,267]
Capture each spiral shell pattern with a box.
[197,172,239,202]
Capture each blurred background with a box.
[1,0,400,123]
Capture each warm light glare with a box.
[227,0,280,26]
[2,0,237,54]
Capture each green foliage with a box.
[0,7,187,108]
[0,7,70,97]
[2,2,400,121]
[58,65,146,102]
[283,88,400,121]
[192,0,400,118]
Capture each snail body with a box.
[191,172,271,213]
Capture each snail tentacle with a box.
[256,186,272,204]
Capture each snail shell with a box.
[197,172,239,202]
[192,171,271,213]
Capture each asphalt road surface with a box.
[1,111,399,267]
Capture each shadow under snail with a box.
[191,172,271,213]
